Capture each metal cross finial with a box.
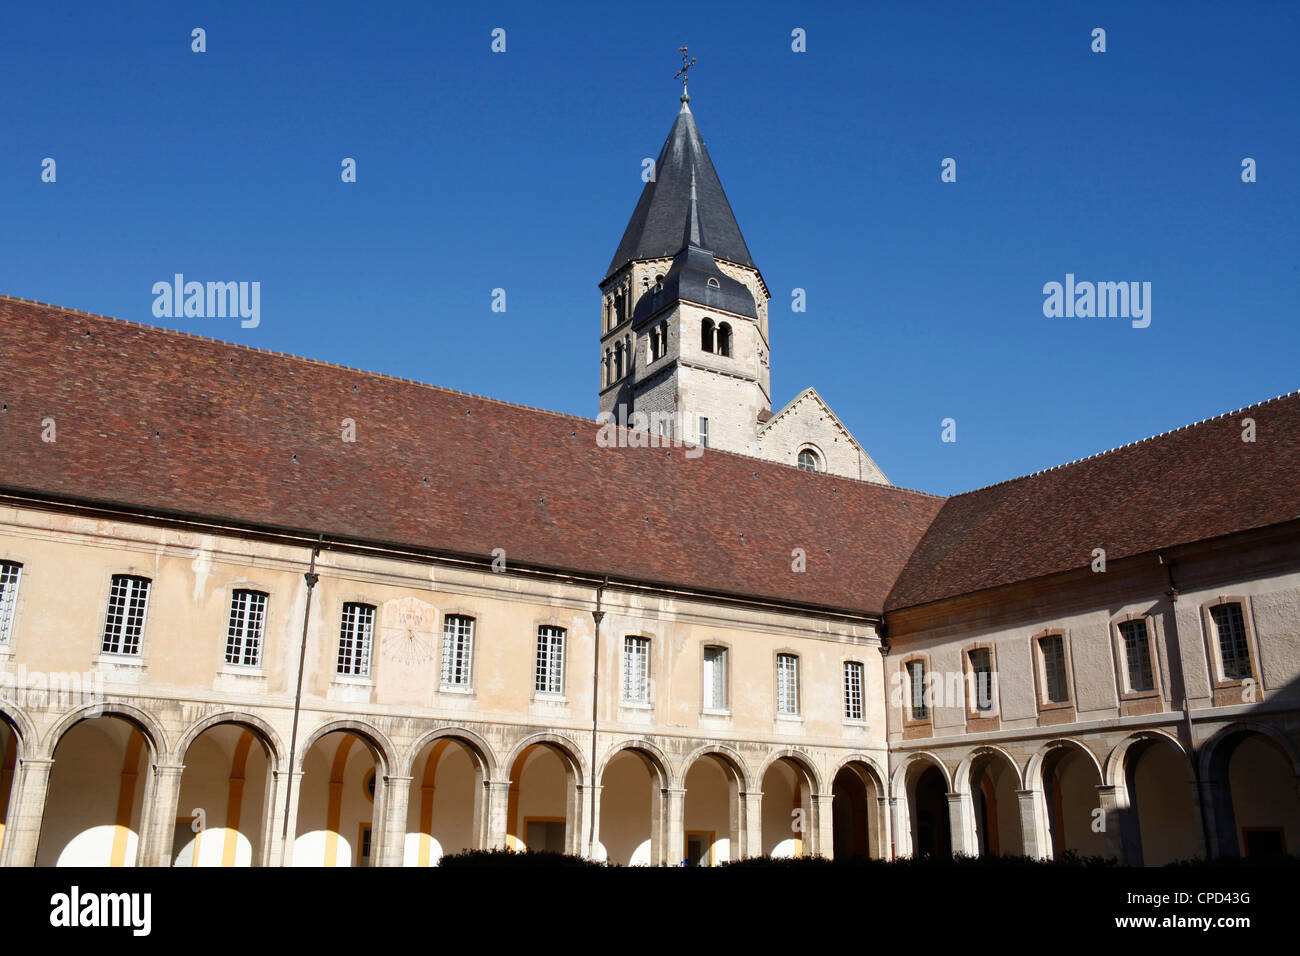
[675,45,696,103]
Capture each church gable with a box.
[756,387,889,484]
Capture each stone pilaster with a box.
[377,774,412,866]
[140,763,185,867]
[0,757,53,867]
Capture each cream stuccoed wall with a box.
[0,499,889,864]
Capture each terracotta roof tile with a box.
[0,296,943,616]
[885,391,1300,611]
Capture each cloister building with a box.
[0,95,1297,867]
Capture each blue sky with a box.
[3,1,1296,495]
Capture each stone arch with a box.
[503,731,587,782]
[0,701,38,758]
[1198,721,1300,859]
[953,746,1024,796]
[503,731,587,855]
[402,726,497,780]
[830,754,889,861]
[1106,730,1202,865]
[1199,721,1300,781]
[42,700,169,762]
[298,718,396,776]
[677,743,752,792]
[680,745,748,865]
[757,748,823,795]
[890,751,952,800]
[597,738,671,788]
[174,710,285,772]
[1025,737,1103,790]
[829,752,888,794]
[1104,730,1192,789]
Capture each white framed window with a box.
[441,614,475,688]
[699,416,709,448]
[102,574,150,656]
[0,561,21,647]
[1038,634,1069,703]
[798,449,819,472]
[906,659,928,720]
[1209,602,1251,680]
[843,661,864,720]
[703,645,728,711]
[776,653,800,715]
[225,589,268,667]
[623,636,651,702]
[536,625,565,695]
[337,602,375,677]
[968,648,994,712]
[1119,619,1154,692]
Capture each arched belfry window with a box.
[653,274,665,293]
[614,342,624,380]
[614,291,626,325]
[798,449,820,472]
[701,318,715,353]
[716,322,732,357]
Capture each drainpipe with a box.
[280,536,323,863]
[588,577,608,858]
[1159,552,1214,858]
[878,619,896,861]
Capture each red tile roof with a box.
[0,296,944,616]
[885,390,1300,611]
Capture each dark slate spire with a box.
[606,102,756,280]
[631,161,757,325]
[683,166,705,250]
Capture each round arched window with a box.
[798,450,819,472]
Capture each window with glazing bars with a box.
[1119,620,1154,691]
[225,589,267,667]
[337,602,375,677]
[536,625,565,694]
[1210,603,1251,680]
[703,646,727,711]
[0,561,21,646]
[1040,635,1068,703]
[843,661,864,720]
[102,575,150,655]
[623,636,651,702]
[969,648,993,711]
[776,653,799,714]
[907,660,928,719]
[441,615,475,687]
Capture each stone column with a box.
[875,795,893,860]
[741,790,764,859]
[813,793,835,859]
[662,787,686,866]
[377,774,412,867]
[267,769,303,867]
[1198,777,1236,858]
[1095,784,1127,863]
[483,779,511,850]
[947,790,976,857]
[1016,788,1049,860]
[0,757,53,867]
[574,782,602,859]
[140,763,186,867]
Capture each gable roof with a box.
[760,387,890,484]
[0,295,943,617]
[885,391,1300,611]
[605,104,757,281]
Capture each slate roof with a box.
[0,296,943,617]
[631,168,757,324]
[885,391,1300,611]
[605,104,757,280]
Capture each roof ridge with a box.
[0,292,608,428]
[1,292,943,500]
[951,388,1300,498]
